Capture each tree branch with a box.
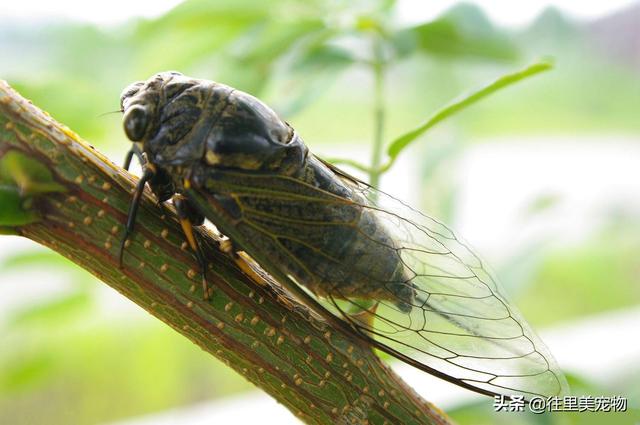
[0,80,452,425]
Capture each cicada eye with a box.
[123,105,149,141]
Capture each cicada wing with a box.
[322,182,570,399]
[189,166,569,400]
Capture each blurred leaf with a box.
[562,371,602,396]
[419,137,462,182]
[385,60,553,167]
[0,354,55,393]
[137,0,274,38]
[275,72,343,117]
[497,242,547,295]
[8,291,92,328]
[0,185,38,226]
[292,42,356,72]
[0,150,67,195]
[519,224,640,325]
[0,250,75,271]
[224,20,326,93]
[394,3,518,61]
[10,78,120,142]
[132,0,276,76]
[133,0,327,89]
[0,226,19,235]
[234,20,325,66]
[0,150,67,226]
[523,193,562,217]
[268,21,364,114]
[275,41,356,116]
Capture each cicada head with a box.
[121,72,307,176]
[120,71,223,167]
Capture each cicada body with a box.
[119,72,569,400]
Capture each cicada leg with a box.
[123,143,144,171]
[173,194,210,300]
[118,165,156,268]
[347,301,379,330]
[219,239,269,287]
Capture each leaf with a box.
[0,150,66,195]
[263,27,358,116]
[0,226,19,235]
[394,3,517,61]
[223,20,327,94]
[234,21,325,66]
[0,354,55,393]
[132,0,280,77]
[8,291,92,328]
[0,250,74,271]
[385,60,554,167]
[275,71,345,117]
[275,41,356,116]
[0,150,66,226]
[523,193,561,217]
[291,43,356,73]
[0,185,38,226]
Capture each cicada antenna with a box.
[98,109,124,118]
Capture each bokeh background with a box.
[1,0,639,424]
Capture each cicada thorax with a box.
[191,152,416,312]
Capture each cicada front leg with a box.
[118,163,156,268]
[172,194,210,300]
[119,145,154,267]
[122,142,144,171]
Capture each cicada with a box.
[118,71,569,400]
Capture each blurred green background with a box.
[1,0,639,424]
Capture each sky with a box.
[0,0,637,27]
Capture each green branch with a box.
[0,81,452,425]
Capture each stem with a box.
[0,81,452,425]
[368,37,386,191]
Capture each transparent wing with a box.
[193,165,569,400]
[323,180,570,399]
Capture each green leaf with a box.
[0,150,67,226]
[385,60,554,167]
[234,21,325,66]
[223,20,326,94]
[0,354,55,393]
[0,250,74,271]
[274,71,344,117]
[524,193,561,217]
[291,43,356,73]
[0,150,66,195]
[263,27,357,116]
[0,226,19,235]
[394,3,518,61]
[275,41,355,116]
[8,291,92,328]
[0,185,38,226]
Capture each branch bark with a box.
[0,80,452,425]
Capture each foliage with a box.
[1,0,639,424]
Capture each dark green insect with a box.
[118,71,569,401]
